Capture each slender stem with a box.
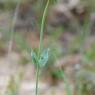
[39,0,50,53]
[79,18,90,53]
[36,64,40,95]
[8,1,21,55]
[63,74,72,95]
[35,0,50,95]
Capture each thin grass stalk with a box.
[8,1,21,55]
[63,74,73,95]
[79,18,91,54]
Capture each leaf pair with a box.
[31,48,49,67]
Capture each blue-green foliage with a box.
[31,48,49,68]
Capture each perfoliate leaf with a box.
[39,48,49,67]
[31,51,38,64]
[31,48,49,67]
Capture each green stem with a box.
[39,0,50,53]
[63,74,72,95]
[35,0,50,95]
[36,64,40,95]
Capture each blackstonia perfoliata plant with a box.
[31,0,73,95]
[31,0,50,95]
